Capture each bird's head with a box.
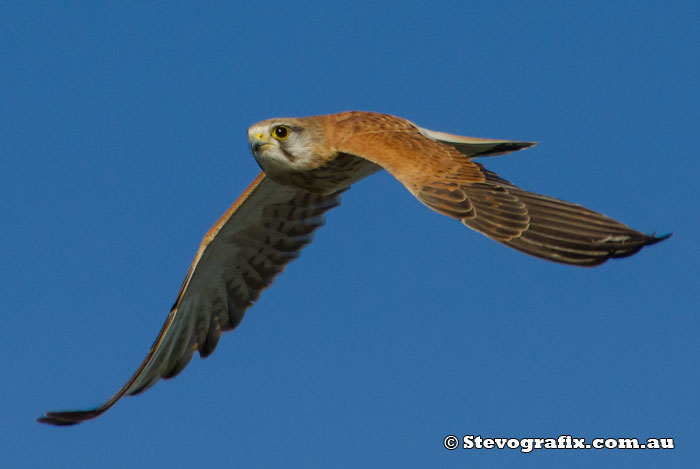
[247,117,327,175]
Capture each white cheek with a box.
[285,136,315,164]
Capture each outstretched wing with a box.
[39,173,343,425]
[414,165,669,266]
[329,112,668,266]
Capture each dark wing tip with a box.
[609,231,672,258]
[37,408,104,426]
[469,140,537,158]
[648,232,673,244]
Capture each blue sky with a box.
[3,1,699,467]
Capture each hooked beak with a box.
[249,132,269,153]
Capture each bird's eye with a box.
[272,125,290,140]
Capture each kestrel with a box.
[39,111,668,425]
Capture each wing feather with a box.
[420,169,669,266]
[38,173,342,425]
[417,126,536,157]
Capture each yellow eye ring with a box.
[272,125,290,140]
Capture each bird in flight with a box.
[39,111,668,425]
